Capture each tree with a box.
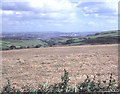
[47,41,56,47]
[65,39,74,44]
[35,44,42,48]
[9,45,16,49]
[19,46,26,49]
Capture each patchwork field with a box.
[2,44,118,90]
[1,39,46,50]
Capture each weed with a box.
[2,70,120,93]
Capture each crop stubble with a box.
[1,44,118,89]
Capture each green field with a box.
[1,39,46,50]
[1,30,119,50]
[56,30,119,45]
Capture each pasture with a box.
[1,39,45,50]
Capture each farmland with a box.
[1,39,47,50]
[2,44,118,90]
[1,30,119,50]
[56,30,119,46]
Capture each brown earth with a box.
[1,44,118,89]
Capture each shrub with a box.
[9,45,16,49]
[47,41,56,47]
[35,44,42,48]
[65,39,74,44]
[48,69,71,93]
[19,46,26,49]
[2,70,119,93]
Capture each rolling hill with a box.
[56,30,119,46]
[1,30,119,50]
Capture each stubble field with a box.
[2,44,118,89]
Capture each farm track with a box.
[1,44,118,89]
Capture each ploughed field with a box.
[2,44,118,89]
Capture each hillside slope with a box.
[56,30,119,46]
[2,44,118,89]
[1,30,119,50]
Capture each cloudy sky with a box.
[1,0,119,32]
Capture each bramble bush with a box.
[1,69,120,94]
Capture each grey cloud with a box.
[2,2,71,21]
[2,2,32,11]
[2,2,69,13]
[2,11,68,22]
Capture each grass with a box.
[86,33,118,39]
[56,39,68,43]
[41,70,48,73]
[1,39,46,50]
[56,30,119,46]
[69,42,86,46]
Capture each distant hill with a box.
[56,30,119,46]
[1,30,119,50]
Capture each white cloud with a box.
[2,10,14,15]
[83,7,98,13]
[88,21,95,25]
[2,0,78,22]
[27,0,77,20]
[29,0,74,12]
[83,13,90,17]
[2,0,118,32]
[0,10,2,15]
[53,23,62,26]
[106,19,117,23]
[106,0,119,10]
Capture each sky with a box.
[1,0,119,33]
